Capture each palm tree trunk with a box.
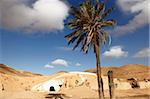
[95,44,104,99]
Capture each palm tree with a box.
[64,0,116,99]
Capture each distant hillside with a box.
[85,64,150,80]
[0,64,42,76]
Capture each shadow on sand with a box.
[45,93,149,99]
[45,93,71,99]
[114,95,150,99]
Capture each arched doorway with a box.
[49,86,55,91]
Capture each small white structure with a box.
[32,72,148,93]
[32,72,96,92]
[32,80,64,92]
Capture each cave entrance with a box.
[49,86,55,91]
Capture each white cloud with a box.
[112,0,149,36]
[44,64,54,69]
[75,63,81,66]
[133,48,150,58]
[1,0,69,33]
[103,46,128,58]
[51,59,68,66]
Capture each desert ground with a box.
[0,64,150,99]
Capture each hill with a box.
[85,64,150,80]
[0,64,150,99]
[0,64,42,76]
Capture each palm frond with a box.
[98,2,105,17]
[81,35,87,51]
[65,30,81,43]
[100,19,116,27]
[73,34,85,50]
[68,36,78,45]
[70,6,82,19]
[80,3,90,20]
[65,0,116,53]
[101,31,106,45]
[102,7,114,19]
[100,30,112,46]
[85,28,94,53]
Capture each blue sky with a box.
[0,0,149,75]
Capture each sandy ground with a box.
[0,73,150,99]
[0,64,150,99]
[0,89,150,99]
